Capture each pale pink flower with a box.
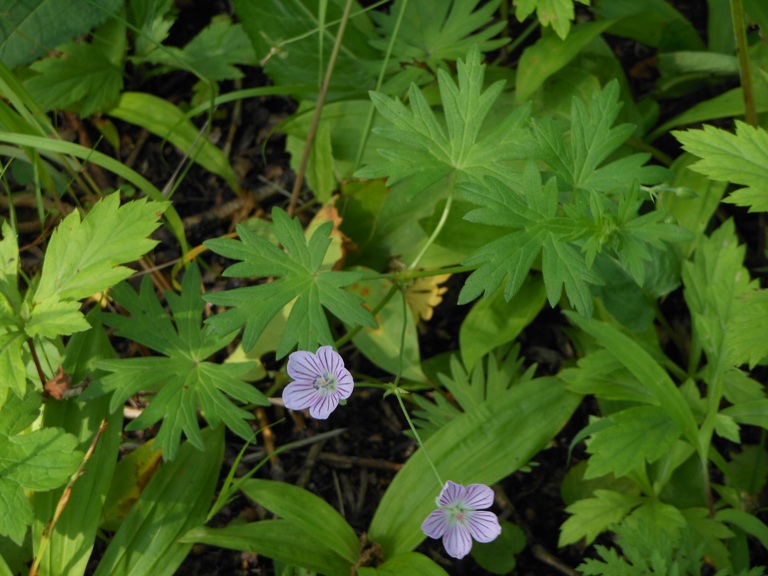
[282,346,353,419]
[421,480,502,559]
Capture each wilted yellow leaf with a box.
[405,274,450,322]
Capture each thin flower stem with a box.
[391,284,443,487]
[364,264,475,282]
[408,191,453,270]
[395,389,443,487]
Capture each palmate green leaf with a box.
[0,427,82,545]
[205,207,375,358]
[458,165,601,315]
[585,406,681,479]
[25,42,123,117]
[515,0,590,39]
[369,0,508,69]
[356,46,532,198]
[96,265,268,461]
[675,121,768,212]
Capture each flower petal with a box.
[287,350,322,382]
[421,509,449,539]
[336,378,354,400]
[465,510,501,543]
[463,483,495,510]
[437,480,466,507]
[442,522,473,559]
[308,391,339,419]
[282,381,319,411]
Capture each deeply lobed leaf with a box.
[97,265,268,460]
[205,207,375,357]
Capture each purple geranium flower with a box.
[282,346,353,419]
[421,480,502,559]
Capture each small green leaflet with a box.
[25,42,123,116]
[204,207,376,358]
[514,0,590,40]
[727,290,768,368]
[683,219,756,365]
[143,15,257,80]
[369,0,508,69]
[584,406,681,479]
[127,0,174,59]
[559,489,644,546]
[675,121,768,212]
[96,264,268,461]
[0,222,25,402]
[356,46,532,198]
[0,427,83,545]
[458,164,602,315]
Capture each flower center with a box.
[444,502,470,525]
[313,371,338,392]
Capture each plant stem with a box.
[395,390,443,487]
[353,0,408,172]
[408,190,453,270]
[731,0,758,126]
[288,0,354,216]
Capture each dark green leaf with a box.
[370,0,507,69]
[97,265,267,460]
[25,42,123,116]
[0,0,122,68]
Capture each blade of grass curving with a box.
[0,62,54,136]
[0,132,189,253]
[106,92,237,192]
[239,479,359,563]
[93,427,224,576]
[32,404,122,576]
[182,521,351,576]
